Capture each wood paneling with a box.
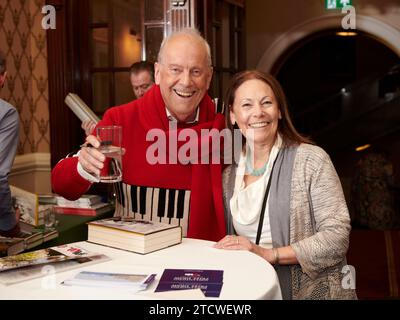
[47,0,88,168]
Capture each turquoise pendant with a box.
[245,154,268,176]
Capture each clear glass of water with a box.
[96,125,123,183]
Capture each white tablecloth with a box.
[0,238,282,300]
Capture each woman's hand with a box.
[214,235,284,264]
[214,235,262,255]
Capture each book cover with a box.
[155,269,224,298]
[0,253,110,286]
[88,217,179,235]
[62,271,156,291]
[10,185,39,226]
[155,282,223,297]
[0,244,99,272]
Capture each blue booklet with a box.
[154,269,224,297]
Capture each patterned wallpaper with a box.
[0,0,50,154]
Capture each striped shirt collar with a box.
[166,107,200,124]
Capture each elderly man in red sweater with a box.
[52,28,226,242]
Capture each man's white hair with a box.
[157,28,212,67]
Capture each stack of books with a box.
[56,195,102,208]
[87,217,182,254]
[155,269,224,297]
[54,195,112,216]
[0,221,59,257]
[20,221,59,249]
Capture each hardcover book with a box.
[155,269,224,297]
[0,237,25,257]
[87,217,182,254]
[62,271,156,291]
[0,244,110,285]
[54,202,112,217]
[0,222,59,257]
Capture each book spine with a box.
[54,206,96,216]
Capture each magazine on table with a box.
[0,244,98,272]
[0,244,110,285]
[155,269,224,298]
[62,271,156,291]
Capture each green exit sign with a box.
[325,0,352,9]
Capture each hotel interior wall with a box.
[0,0,51,193]
[4,0,141,194]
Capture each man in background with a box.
[82,61,155,135]
[0,50,20,237]
[129,60,154,99]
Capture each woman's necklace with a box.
[245,152,268,176]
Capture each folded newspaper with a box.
[65,93,100,123]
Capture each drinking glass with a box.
[96,125,123,183]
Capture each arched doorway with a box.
[257,15,400,229]
[257,14,400,73]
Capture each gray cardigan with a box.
[222,143,357,300]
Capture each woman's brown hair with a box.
[224,70,312,147]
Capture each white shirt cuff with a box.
[77,159,100,183]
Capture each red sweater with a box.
[52,85,226,241]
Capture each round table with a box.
[0,238,282,300]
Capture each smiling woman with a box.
[215,70,357,300]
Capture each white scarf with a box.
[230,135,282,225]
